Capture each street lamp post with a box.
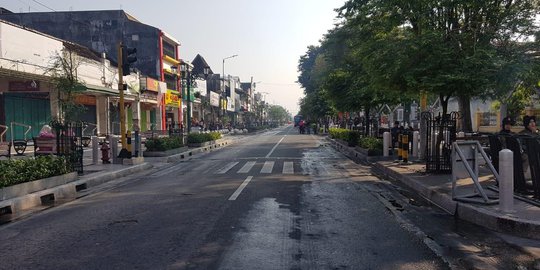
[181,62,210,133]
[222,54,238,122]
[180,61,194,133]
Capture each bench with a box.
[0,142,11,158]
[33,137,57,156]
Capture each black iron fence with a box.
[423,112,459,173]
[51,121,84,174]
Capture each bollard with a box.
[126,131,132,156]
[134,130,140,157]
[397,134,403,161]
[383,132,391,157]
[499,149,514,212]
[412,131,419,158]
[402,134,409,163]
[111,135,120,164]
[92,136,99,164]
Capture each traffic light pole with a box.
[186,68,191,133]
[117,42,127,154]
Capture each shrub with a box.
[359,136,383,151]
[187,132,222,144]
[329,128,361,146]
[145,136,184,151]
[0,156,72,188]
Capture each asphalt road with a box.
[0,126,447,270]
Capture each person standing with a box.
[520,115,538,135]
[390,121,400,149]
[499,117,513,134]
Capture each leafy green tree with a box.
[46,47,88,123]
[267,105,291,124]
[338,0,540,132]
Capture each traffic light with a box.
[121,45,137,76]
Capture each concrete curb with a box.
[164,139,232,163]
[75,162,153,189]
[0,162,152,215]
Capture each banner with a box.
[140,77,159,92]
[227,97,235,112]
[165,90,181,108]
[210,91,220,107]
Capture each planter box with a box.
[143,146,189,157]
[0,172,78,201]
[355,146,382,156]
[187,140,216,148]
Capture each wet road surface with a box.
[0,126,448,269]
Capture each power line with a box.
[15,0,38,12]
[31,0,56,11]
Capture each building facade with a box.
[0,9,183,130]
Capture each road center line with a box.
[265,136,285,158]
[228,176,253,201]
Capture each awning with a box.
[84,84,119,96]
[163,55,180,65]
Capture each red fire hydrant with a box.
[101,141,111,164]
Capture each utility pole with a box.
[117,42,137,158]
[117,42,127,156]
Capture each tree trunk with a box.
[458,96,472,132]
[364,106,371,135]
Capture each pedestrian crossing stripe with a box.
[214,160,298,175]
[238,161,256,173]
[261,161,274,173]
[283,162,294,174]
[217,162,239,174]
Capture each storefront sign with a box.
[141,77,159,92]
[9,80,40,91]
[210,91,220,107]
[165,90,181,108]
[140,92,158,104]
[227,97,235,112]
[74,95,96,105]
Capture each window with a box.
[164,74,177,90]
[162,42,176,59]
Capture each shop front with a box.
[139,76,162,131]
[0,79,51,141]
[164,89,181,129]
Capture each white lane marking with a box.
[283,162,294,174]
[216,162,239,174]
[228,176,253,201]
[238,161,256,173]
[261,161,274,174]
[265,136,285,158]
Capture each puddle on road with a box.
[218,198,299,270]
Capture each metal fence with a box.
[423,112,459,173]
[52,121,84,174]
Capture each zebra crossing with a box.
[215,160,300,175]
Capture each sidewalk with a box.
[328,138,540,241]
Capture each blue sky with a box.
[2,0,345,114]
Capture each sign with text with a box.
[140,77,159,92]
[210,91,220,107]
[9,80,40,91]
[165,90,181,108]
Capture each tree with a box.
[338,0,540,131]
[267,105,290,123]
[46,47,88,123]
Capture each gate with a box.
[423,112,459,173]
[52,121,84,174]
